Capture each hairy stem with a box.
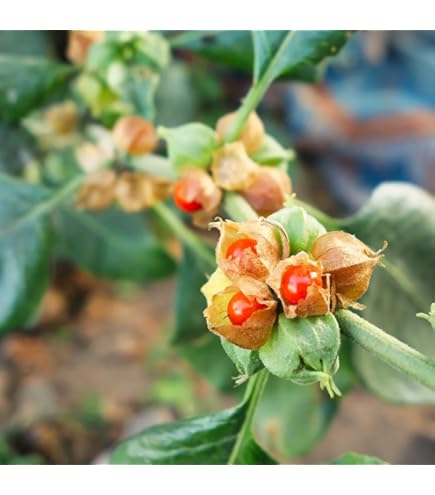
[227,368,269,464]
[152,202,215,268]
[337,309,435,390]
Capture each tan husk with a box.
[112,116,158,156]
[177,169,222,228]
[67,31,104,65]
[75,169,117,210]
[45,101,78,135]
[209,218,287,282]
[266,252,330,318]
[310,231,386,308]
[211,142,258,191]
[215,111,265,154]
[203,277,277,350]
[114,172,172,212]
[241,166,292,216]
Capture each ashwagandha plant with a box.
[0,30,434,465]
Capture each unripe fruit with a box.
[216,111,265,154]
[112,116,158,156]
[67,30,104,65]
[310,231,386,308]
[241,166,292,216]
[227,291,266,326]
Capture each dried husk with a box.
[211,142,258,191]
[177,169,222,228]
[203,277,277,350]
[241,166,292,216]
[45,101,78,135]
[216,111,265,154]
[310,231,386,308]
[114,172,172,212]
[67,31,104,65]
[112,116,158,156]
[75,169,117,210]
[209,218,287,282]
[266,252,330,318]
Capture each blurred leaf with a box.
[338,183,435,403]
[0,122,35,175]
[111,373,276,465]
[0,55,73,123]
[255,376,338,459]
[0,31,54,57]
[330,452,386,465]
[0,174,52,333]
[53,206,176,283]
[417,303,435,331]
[252,31,350,87]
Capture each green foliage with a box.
[53,207,176,283]
[339,184,435,403]
[0,174,52,333]
[0,31,54,57]
[251,134,294,166]
[221,338,264,381]
[0,55,73,123]
[0,122,35,175]
[0,435,44,465]
[330,452,386,465]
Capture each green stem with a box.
[223,192,258,222]
[227,369,269,465]
[151,202,215,268]
[337,309,435,390]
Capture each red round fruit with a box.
[227,291,266,326]
[280,264,323,305]
[226,238,257,260]
[173,179,203,213]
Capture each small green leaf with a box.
[268,206,326,254]
[221,338,264,384]
[0,174,53,333]
[252,31,350,88]
[330,452,386,465]
[417,303,435,331]
[340,183,435,403]
[53,206,176,283]
[111,371,276,465]
[0,55,73,123]
[250,134,295,166]
[158,123,218,173]
[259,313,341,397]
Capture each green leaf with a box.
[417,303,435,331]
[111,371,276,465]
[339,183,435,403]
[330,452,386,465]
[221,338,264,383]
[255,376,339,459]
[158,123,218,173]
[0,31,54,58]
[0,122,35,175]
[252,31,350,87]
[259,313,341,397]
[0,174,52,333]
[0,55,73,123]
[53,206,176,283]
[250,135,295,166]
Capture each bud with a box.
[75,169,117,210]
[209,218,289,282]
[268,206,326,254]
[241,166,292,216]
[115,171,172,212]
[203,276,277,350]
[216,111,265,154]
[113,116,158,156]
[67,30,104,65]
[211,142,258,191]
[266,252,330,318]
[173,168,222,228]
[45,101,78,135]
[259,313,341,398]
[310,231,386,309]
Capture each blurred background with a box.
[0,30,434,465]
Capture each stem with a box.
[227,368,269,465]
[337,309,435,390]
[223,192,258,222]
[151,202,215,268]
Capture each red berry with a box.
[173,179,203,213]
[280,264,323,305]
[226,238,257,260]
[227,291,266,326]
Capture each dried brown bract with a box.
[75,169,117,211]
[112,116,159,156]
[45,101,78,135]
[216,111,265,154]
